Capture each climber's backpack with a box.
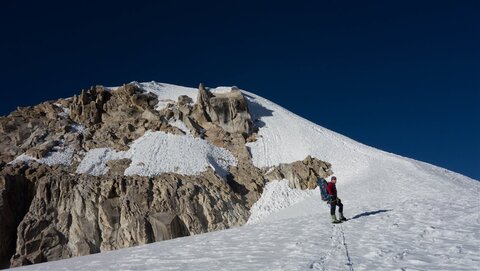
[317,177,331,202]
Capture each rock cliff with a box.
[0,83,332,268]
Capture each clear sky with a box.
[1,1,479,180]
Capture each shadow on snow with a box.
[243,93,274,128]
[351,209,392,220]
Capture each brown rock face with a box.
[5,165,250,267]
[263,155,333,189]
[0,102,71,165]
[68,84,167,151]
[192,84,256,137]
[0,82,334,268]
[69,86,111,126]
[25,140,57,159]
[0,165,36,268]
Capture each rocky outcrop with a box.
[0,82,334,268]
[69,86,111,126]
[69,84,168,151]
[263,156,333,189]
[5,164,249,267]
[25,140,57,159]
[191,84,256,137]
[0,84,166,168]
[0,165,36,268]
[0,102,71,165]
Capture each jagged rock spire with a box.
[193,84,256,136]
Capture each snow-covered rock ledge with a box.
[76,130,237,179]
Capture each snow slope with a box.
[76,131,236,178]
[9,147,74,166]
[12,82,480,271]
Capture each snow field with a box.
[76,131,236,178]
[247,179,319,225]
[14,184,478,271]
[135,81,198,111]
[76,148,116,176]
[9,147,74,166]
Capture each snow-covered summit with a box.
[119,81,476,187]
[115,81,478,218]
[10,82,479,271]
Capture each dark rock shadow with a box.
[243,93,274,128]
[226,174,249,196]
[351,209,392,220]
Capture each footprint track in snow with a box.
[309,223,354,271]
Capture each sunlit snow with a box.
[9,147,74,166]
[76,131,236,178]
[14,82,479,271]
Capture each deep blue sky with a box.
[1,1,479,180]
